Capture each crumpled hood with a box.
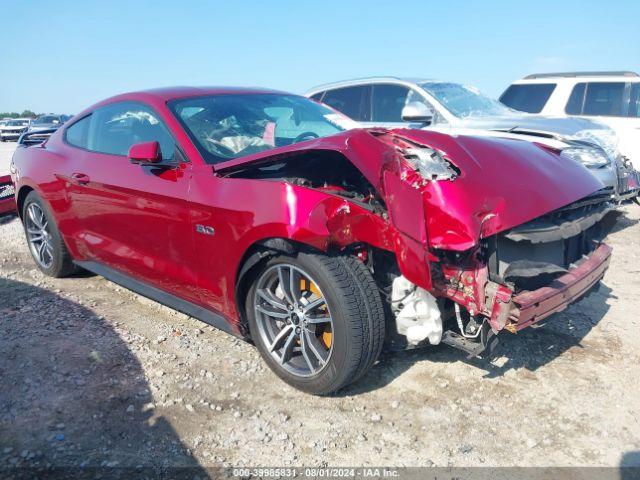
[385,129,605,250]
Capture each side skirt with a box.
[75,260,241,338]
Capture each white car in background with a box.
[0,118,31,142]
[500,71,640,168]
[306,77,639,202]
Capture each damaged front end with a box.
[372,129,614,356]
[426,195,614,356]
[217,127,613,357]
[486,194,613,330]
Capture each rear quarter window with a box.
[499,83,556,113]
[65,115,91,149]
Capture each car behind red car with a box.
[10,87,613,394]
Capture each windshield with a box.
[7,120,29,127]
[169,94,353,164]
[34,115,59,124]
[420,82,514,118]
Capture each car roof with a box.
[107,86,289,103]
[72,86,295,118]
[514,71,640,83]
[305,77,447,95]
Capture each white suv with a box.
[500,71,640,168]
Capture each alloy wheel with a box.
[25,203,54,269]
[254,263,334,377]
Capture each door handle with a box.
[70,173,90,185]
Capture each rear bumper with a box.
[508,242,612,330]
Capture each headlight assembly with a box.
[572,128,619,160]
[561,146,610,169]
[403,147,458,180]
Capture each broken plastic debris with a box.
[402,147,457,181]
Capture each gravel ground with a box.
[1,139,639,471]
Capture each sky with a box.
[1,0,639,114]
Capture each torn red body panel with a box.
[382,129,604,250]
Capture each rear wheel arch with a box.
[21,190,79,277]
[16,185,35,220]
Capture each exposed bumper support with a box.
[616,188,640,203]
[508,242,612,330]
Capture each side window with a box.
[565,83,586,114]
[321,86,369,121]
[309,92,324,102]
[371,85,410,122]
[87,103,175,159]
[583,82,627,116]
[499,83,556,113]
[65,115,91,149]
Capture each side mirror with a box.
[401,102,434,124]
[128,141,162,164]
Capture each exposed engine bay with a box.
[223,150,387,214]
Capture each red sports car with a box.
[10,87,613,394]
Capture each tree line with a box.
[0,110,39,119]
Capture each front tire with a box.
[246,251,385,395]
[22,191,80,277]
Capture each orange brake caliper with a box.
[301,278,332,349]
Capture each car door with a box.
[62,101,199,302]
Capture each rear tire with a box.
[246,251,385,395]
[22,191,80,278]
